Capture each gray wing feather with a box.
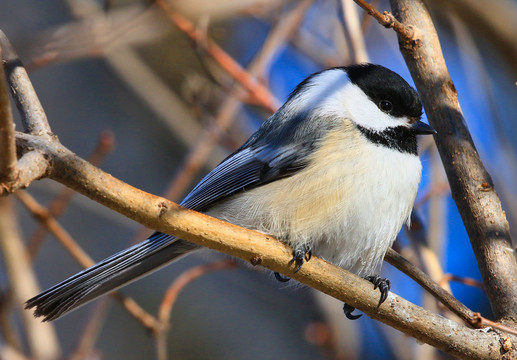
[181,143,314,211]
[26,112,321,321]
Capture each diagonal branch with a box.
[15,190,161,332]
[155,0,280,113]
[387,0,517,323]
[352,0,413,39]
[14,131,517,358]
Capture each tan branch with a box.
[15,131,517,358]
[15,190,161,332]
[155,0,280,113]
[156,260,236,360]
[352,0,412,39]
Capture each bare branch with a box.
[0,151,49,196]
[155,0,280,113]
[69,297,110,360]
[0,197,61,359]
[352,0,412,39]
[14,131,517,358]
[388,0,517,322]
[15,190,161,332]
[0,46,18,185]
[385,248,476,326]
[0,31,51,135]
[156,260,236,360]
[27,130,115,260]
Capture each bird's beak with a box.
[410,119,436,135]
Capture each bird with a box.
[26,63,436,321]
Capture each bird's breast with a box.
[208,121,422,275]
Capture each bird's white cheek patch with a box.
[338,83,408,131]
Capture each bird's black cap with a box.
[345,63,423,120]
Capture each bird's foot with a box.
[292,244,312,273]
[273,244,312,283]
[343,303,362,320]
[342,275,390,320]
[274,272,291,282]
[364,275,391,307]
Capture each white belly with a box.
[207,122,422,276]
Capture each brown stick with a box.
[14,131,517,358]
[0,46,18,186]
[155,0,279,113]
[15,190,161,332]
[388,0,517,322]
[155,260,236,360]
[352,0,412,38]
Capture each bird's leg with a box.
[342,275,391,320]
[273,243,312,282]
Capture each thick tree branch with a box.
[387,0,517,323]
[14,131,517,359]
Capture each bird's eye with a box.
[379,100,393,113]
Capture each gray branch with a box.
[389,0,517,322]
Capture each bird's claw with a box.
[292,245,312,273]
[274,272,291,282]
[343,303,362,320]
[364,275,391,307]
[273,244,312,282]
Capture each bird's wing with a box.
[180,142,314,211]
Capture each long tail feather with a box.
[25,233,199,321]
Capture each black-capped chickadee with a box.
[26,63,436,321]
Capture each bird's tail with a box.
[25,233,199,321]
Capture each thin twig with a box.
[156,260,236,360]
[0,31,51,135]
[439,274,484,290]
[162,0,311,201]
[341,0,369,63]
[27,130,115,260]
[473,314,517,337]
[385,248,476,326]
[352,0,412,39]
[15,190,161,332]
[69,297,110,360]
[155,0,280,113]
